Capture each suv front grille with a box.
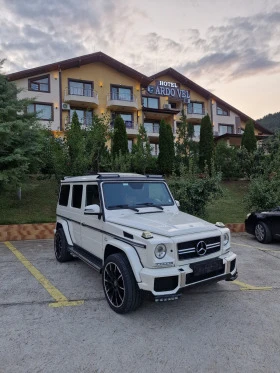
[177,236,221,260]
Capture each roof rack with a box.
[146,174,163,178]
[97,173,120,179]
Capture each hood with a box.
[106,210,220,237]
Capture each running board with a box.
[69,244,103,272]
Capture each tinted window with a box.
[86,185,100,206]
[59,185,70,206]
[72,185,83,209]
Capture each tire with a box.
[102,253,143,314]
[254,221,272,244]
[54,228,73,262]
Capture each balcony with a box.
[144,123,160,136]
[111,121,139,135]
[107,92,138,111]
[64,87,99,107]
[186,106,207,122]
[64,116,92,129]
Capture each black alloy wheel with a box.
[102,253,143,314]
[54,228,73,262]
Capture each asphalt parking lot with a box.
[1,233,280,373]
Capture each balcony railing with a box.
[144,124,160,134]
[65,116,92,128]
[66,87,98,98]
[187,107,205,115]
[107,93,138,109]
[64,88,99,106]
[111,121,138,130]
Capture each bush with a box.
[168,163,222,217]
[215,141,242,179]
[244,175,280,211]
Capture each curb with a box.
[0,222,245,242]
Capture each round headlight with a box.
[155,244,167,259]
[223,233,229,246]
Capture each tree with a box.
[158,120,175,174]
[111,115,128,156]
[86,114,110,172]
[215,141,241,179]
[131,124,152,174]
[0,62,43,190]
[199,114,214,172]
[241,119,257,153]
[65,111,88,176]
[175,110,197,170]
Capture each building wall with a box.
[61,62,142,130]
[15,71,60,130]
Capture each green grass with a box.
[205,180,249,224]
[0,178,249,225]
[0,177,58,225]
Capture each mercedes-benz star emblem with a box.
[196,241,207,256]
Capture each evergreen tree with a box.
[65,111,88,175]
[158,119,175,175]
[131,124,152,174]
[111,115,128,156]
[0,62,43,190]
[198,114,214,172]
[175,109,196,168]
[241,119,257,153]
[86,114,110,172]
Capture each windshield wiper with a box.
[107,204,139,212]
[136,202,163,210]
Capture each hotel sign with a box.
[147,80,190,102]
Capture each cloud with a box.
[176,9,280,83]
[0,0,280,89]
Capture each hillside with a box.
[257,112,280,133]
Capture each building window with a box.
[28,75,50,92]
[193,124,201,138]
[187,102,205,115]
[69,80,93,97]
[144,121,160,133]
[128,140,133,153]
[111,86,133,101]
[219,124,234,135]
[150,143,159,156]
[142,97,159,109]
[112,113,133,129]
[27,102,53,121]
[217,105,229,116]
[70,108,93,126]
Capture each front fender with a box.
[56,218,73,246]
[105,237,143,283]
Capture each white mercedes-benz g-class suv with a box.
[55,173,237,313]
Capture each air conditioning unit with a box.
[163,104,171,110]
[62,102,70,110]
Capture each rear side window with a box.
[59,185,70,206]
[72,185,83,209]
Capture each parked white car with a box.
[54,173,237,313]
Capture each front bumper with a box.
[138,252,237,296]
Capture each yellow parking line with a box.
[4,241,84,308]
[233,279,272,291]
[232,242,280,253]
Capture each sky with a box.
[0,0,280,119]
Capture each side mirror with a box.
[175,200,180,207]
[84,204,101,215]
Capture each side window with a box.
[59,185,70,206]
[86,185,100,206]
[72,185,83,209]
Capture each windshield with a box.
[102,181,174,210]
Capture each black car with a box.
[245,207,280,243]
